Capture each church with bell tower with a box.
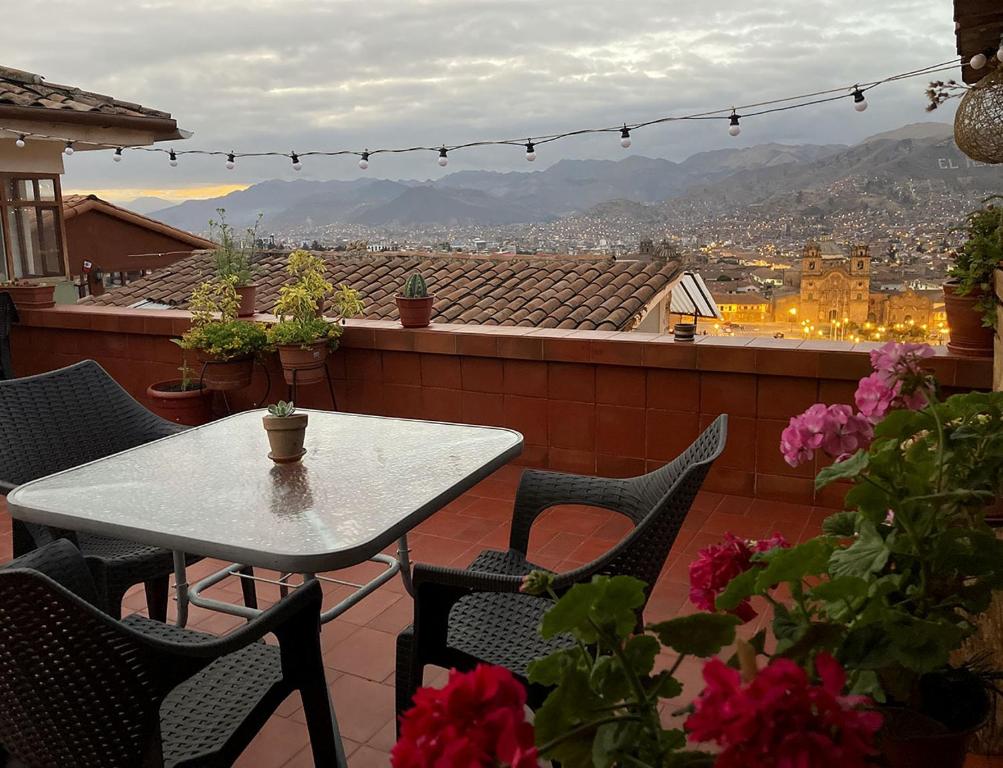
[799,240,871,325]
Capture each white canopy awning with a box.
[669,271,723,320]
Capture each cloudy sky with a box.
[6,0,960,202]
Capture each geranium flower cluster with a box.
[781,342,935,467]
[392,664,538,768]
[688,532,789,622]
[686,653,883,768]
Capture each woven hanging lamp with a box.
[954,65,1003,164]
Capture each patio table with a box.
[6,409,523,627]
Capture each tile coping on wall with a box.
[13,305,992,387]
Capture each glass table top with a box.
[7,410,523,572]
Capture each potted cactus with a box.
[267,250,364,386]
[262,400,308,463]
[146,358,212,425]
[395,272,434,328]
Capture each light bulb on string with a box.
[225,152,236,170]
[63,141,74,156]
[620,125,632,148]
[14,135,25,148]
[970,52,987,70]
[852,88,868,112]
[291,152,302,171]
[437,146,448,167]
[728,111,741,137]
[169,149,178,167]
[997,36,1003,63]
[525,140,536,162]
[359,150,369,170]
[113,147,123,162]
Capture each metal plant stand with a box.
[286,362,337,411]
[198,358,271,415]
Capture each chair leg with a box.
[144,576,169,623]
[238,566,258,610]
[395,626,423,737]
[300,675,348,768]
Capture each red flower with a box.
[685,654,883,768]
[688,532,789,622]
[392,664,538,768]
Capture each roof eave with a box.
[0,104,187,142]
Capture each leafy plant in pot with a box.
[262,400,308,463]
[395,272,434,328]
[694,343,1003,768]
[944,196,1002,357]
[209,209,261,317]
[173,277,268,391]
[267,250,363,386]
[146,358,212,426]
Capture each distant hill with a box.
[147,122,992,231]
[121,196,174,215]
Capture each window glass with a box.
[36,179,55,201]
[8,206,62,278]
[0,212,6,282]
[6,179,36,202]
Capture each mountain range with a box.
[143,123,1000,233]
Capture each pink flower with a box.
[780,404,874,467]
[685,654,883,768]
[393,664,538,768]
[869,341,934,380]
[689,533,789,622]
[854,372,899,421]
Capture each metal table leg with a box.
[397,534,414,596]
[173,551,189,628]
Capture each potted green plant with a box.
[0,279,55,309]
[262,400,308,463]
[395,272,434,328]
[173,277,268,391]
[694,343,1003,768]
[209,209,261,317]
[945,197,1002,357]
[146,358,212,425]
[266,250,363,386]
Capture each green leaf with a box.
[754,538,834,590]
[811,576,869,622]
[647,670,683,700]
[714,567,758,611]
[528,647,582,686]
[648,613,740,657]
[829,520,890,579]
[623,634,661,677]
[541,576,647,643]
[815,449,869,489]
[821,510,859,537]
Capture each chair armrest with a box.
[509,470,637,554]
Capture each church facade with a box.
[799,241,871,325]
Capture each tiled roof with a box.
[62,194,214,249]
[0,66,171,119]
[84,251,681,331]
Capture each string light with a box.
[852,87,868,112]
[169,149,178,167]
[970,53,987,70]
[0,58,960,171]
[525,140,536,162]
[14,135,24,148]
[291,152,302,171]
[997,36,1003,63]
[113,147,123,162]
[728,110,741,137]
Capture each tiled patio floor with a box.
[1,464,1000,767]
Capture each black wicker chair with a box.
[0,539,346,768]
[395,414,727,721]
[0,360,255,620]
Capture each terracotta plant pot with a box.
[195,353,254,391]
[881,703,989,768]
[944,280,994,357]
[396,295,435,328]
[146,381,212,426]
[277,341,328,386]
[1,283,55,309]
[263,412,308,463]
[235,284,257,317]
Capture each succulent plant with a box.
[267,400,296,417]
[402,272,428,299]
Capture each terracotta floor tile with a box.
[349,745,393,767]
[366,596,415,634]
[233,715,311,768]
[325,675,396,743]
[326,626,399,682]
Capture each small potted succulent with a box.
[267,250,363,386]
[395,272,434,328]
[146,358,212,426]
[0,279,55,309]
[209,209,261,317]
[944,196,1001,356]
[173,277,268,390]
[262,400,308,463]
